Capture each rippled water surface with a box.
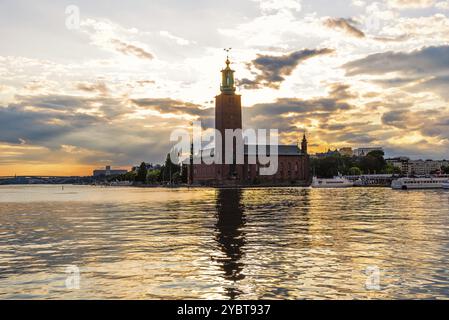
[1,185,449,299]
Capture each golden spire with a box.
[221,48,236,94]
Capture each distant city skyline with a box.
[1,0,449,176]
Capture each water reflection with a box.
[214,189,246,299]
[1,185,449,299]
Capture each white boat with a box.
[443,182,449,189]
[312,176,353,188]
[391,177,448,190]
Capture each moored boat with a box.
[312,176,353,188]
[391,177,448,190]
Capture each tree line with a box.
[311,150,400,178]
[114,154,187,185]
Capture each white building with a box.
[386,158,449,176]
[408,160,449,176]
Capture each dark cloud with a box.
[381,107,449,142]
[13,94,130,119]
[324,18,365,38]
[13,95,86,111]
[0,101,99,146]
[344,45,449,100]
[333,132,377,144]
[131,98,209,117]
[328,84,358,100]
[371,77,421,87]
[415,75,449,99]
[76,82,109,95]
[239,48,334,89]
[248,97,351,116]
[381,109,410,129]
[344,45,449,76]
[110,39,154,60]
[237,78,260,89]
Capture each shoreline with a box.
[2,183,391,189]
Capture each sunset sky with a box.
[1,0,449,176]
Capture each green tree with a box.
[367,150,385,158]
[161,153,181,183]
[311,154,343,178]
[312,150,390,177]
[107,170,136,183]
[172,172,181,184]
[349,166,362,176]
[136,162,148,183]
[359,150,387,174]
[147,169,161,184]
[120,171,136,182]
[442,166,449,174]
[385,164,401,175]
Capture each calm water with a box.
[0,185,449,299]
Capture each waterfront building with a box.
[386,157,410,174]
[409,160,449,176]
[387,158,449,176]
[93,165,128,177]
[188,57,310,186]
[313,149,340,159]
[353,147,384,157]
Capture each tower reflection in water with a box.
[214,188,246,300]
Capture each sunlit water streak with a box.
[0,185,448,299]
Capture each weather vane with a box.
[224,47,232,60]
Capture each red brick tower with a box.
[215,56,243,182]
